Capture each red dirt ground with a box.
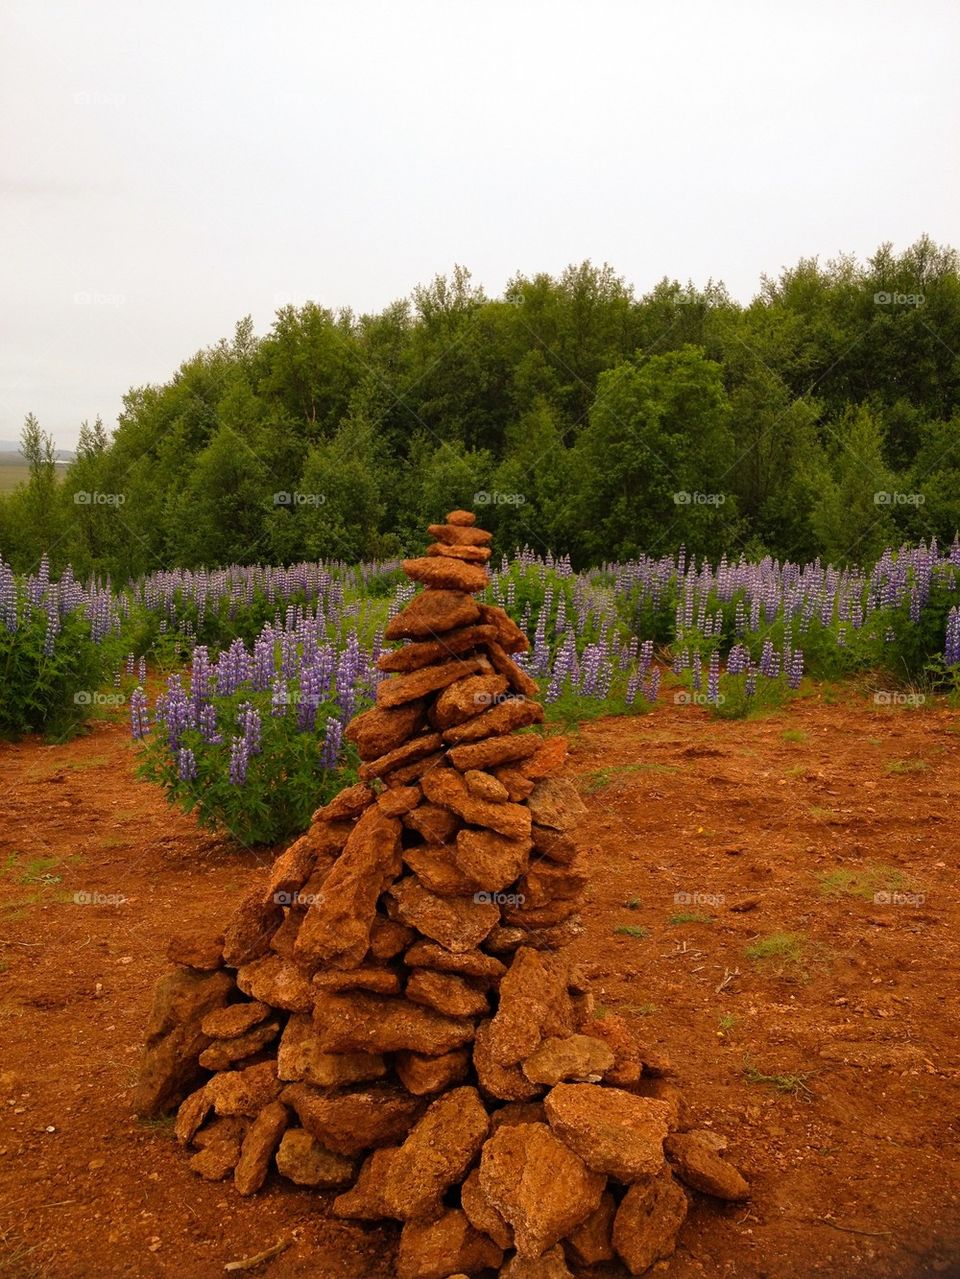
[1,691,959,1279]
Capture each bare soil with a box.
[1,690,958,1279]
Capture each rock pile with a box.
[134,510,749,1278]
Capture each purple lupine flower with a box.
[229,736,249,785]
[130,687,150,739]
[946,607,960,665]
[198,703,222,744]
[642,667,661,702]
[745,665,757,697]
[707,650,721,705]
[237,702,262,755]
[787,649,804,690]
[177,747,197,781]
[321,716,343,770]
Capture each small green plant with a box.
[669,911,714,925]
[816,863,909,901]
[614,925,649,939]
[745,931,810,979]
[781,729,808,743]
[743,1058,814,1098]
[717,1013,737,1034]
[886,758,928,774]
[621,1001,657,1016]
[624,896,643,910]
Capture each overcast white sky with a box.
[1,0,957,449]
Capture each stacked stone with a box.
[135,510,749,1279]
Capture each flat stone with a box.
[192,1115,247,1149]
[491,765,535,800]
[201,1001,270,1039]
[461,1167,513,1249]
[454,828,530,892]
[501,1246,573,1278]
[359,731,446,780]
[403,803,462,843]
[174,1085,212,1144]
[519,854,589,907]
[504,899,580,928]
[236,954,313,1011]
[397,1209,503,1279]
[332,1145,397,1218]
[518,737,569,779]
[443,698,544,745]
[426,541,490,562]
[489,1101,546,1131]
[312,781,376,822]
[269,908,305,957]
[488,949,574,1067]
[189,1137,241,1180]
[485,641,540,698]
[222,889,283,967]
[263,836,317,908]
[403,844,480,896]
[378,785,422,816]
[385,590,482,640]
[402,556,490,594]
[664,1132,750,1201]
[529,826,578,865]
[432,675,509,730]
[526,779,586,831]
[207,1061,283,1118]
[406,969,489,1018]
[402,941,506,984]
[198,1018,281,1069]
[395,1048,470,1096]
[369,916,416,959]
[612,1171,688,1275]
[479,1121,606,1259]
[280,1083,423,1156]
[544,1085,669,1182]
[380,1086,489,1220]
[390,876,500,952]
[448,734,541,772]
[426,523,493,548]
[345,704,426,760]
[275,1127,355,1187]
[421,768,532,840]
[312,965,400,995]
[377,624,498,672]
[166,931,224,971]
[446,509,477,525]
[522,1035,615,1085]
[294,807,402,968]
[133,967,234,1117]
[312,989,476,1056]
[234,1099,289,1195]
[578,1015,643,1086]
[565,1190,616,1266]
[477,603,529,653]
[463,769,510,802]
[473,1020,544,1102]
[277,1013,386,1086]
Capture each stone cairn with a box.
[135,511,749,1279]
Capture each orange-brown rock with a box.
[478,1122,606,1259]
[385,590,481,640]
[518,737,569,780]
[502,1246,574,1277]
[492,765,536,800]
[461,1167,513,1249]
[331,1145,397,1218]
[188,1137,241,1180]
[426,541,490,562]
[402,556,490,594]
[395,1048,470,1096]
[198,1019,281,1070]
[403,940,506,984]
[222,889,283,968]
[464,768,510,802]
[489,1101,546,1131]
[431,673,509,729]
[307,819,356,857]
[312,781,376,822]
[488,949,575,1067]
[207,1061,283,1118]
[403,802,461,843]
[612,1171,688,1275]
[402,844,479,897]
[234,1099,289,1195]
[396,1209,503,1279]
[369,916,416,960]
[454,827,530,892]
[294,807,402,968]
[377,785,422,816]
[192,1114,248,1150]
[376,659,482,710]
[578,1015,643,1087]
[175,1086,213,1144]
[544,1085,669,1182]
[427,523,494,548]
[421,768,532,840]
[262,838,316,909]
[311,989,476,1056]
[486,917,584,953]
[235,954,314,1012]
[448,733,541,772]
[442,697,544,744]
[473,1020,543,1102]
[358,732,445,780]
[200,1001,270,1040]
[446,509,477,525]
[565,1190,616,1266]
[377,624,498,672]
[522,1035,616,1086]
[379,1086,489,1220]
[519,853,589,907]
[166,931,224,971]
[530,825,578,865]
[312,966,401,995]
[478,603,529,653]
[390,876,500,952]
[345,703,426,760]
[503,899,581,928]
[526,778,586,831]
[275,1128,355,1187]
[485,640,540,697]
[663,1132,750,1200]
[277,1014,386,1086]
[280,1083,423,1156]
[406,969,489,1018]
[386,750,446,786]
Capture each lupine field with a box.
[3,537,960,841]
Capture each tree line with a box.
[3,237,960,579]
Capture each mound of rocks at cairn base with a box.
[135,509,749,1278]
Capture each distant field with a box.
[0,458,29,493]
